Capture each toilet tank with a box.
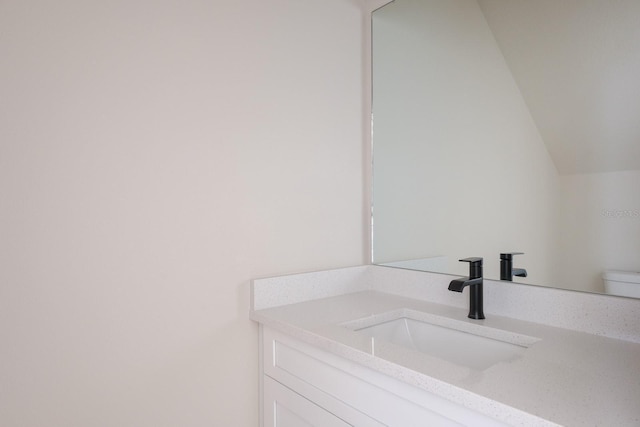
[603,270,640,298]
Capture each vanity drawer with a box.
[264,375,352,427]
[262,327,507,426]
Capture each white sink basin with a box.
[343,309,540,370]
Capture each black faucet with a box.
[500,252,528,281]
[448,257,484,320]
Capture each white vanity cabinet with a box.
[264,376,354,427]
[260,326,508,427]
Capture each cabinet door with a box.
[264,376,352,427]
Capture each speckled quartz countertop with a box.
[250,265,640,427]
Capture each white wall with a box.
[372,0,560,283]
[558,171,640,293]
[477,0,640,175]
[0,1,366,426]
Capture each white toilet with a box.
[603,270,640,298]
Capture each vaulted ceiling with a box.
[477,0,640,175]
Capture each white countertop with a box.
[251,267,640,426]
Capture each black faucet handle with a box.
[500,252,524,260]
[459,257,483,263]
[459,257,483,279]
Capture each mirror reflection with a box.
[371,0,640,297]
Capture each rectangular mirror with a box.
[371,0,640,297]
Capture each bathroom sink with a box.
[342,309,539,370]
